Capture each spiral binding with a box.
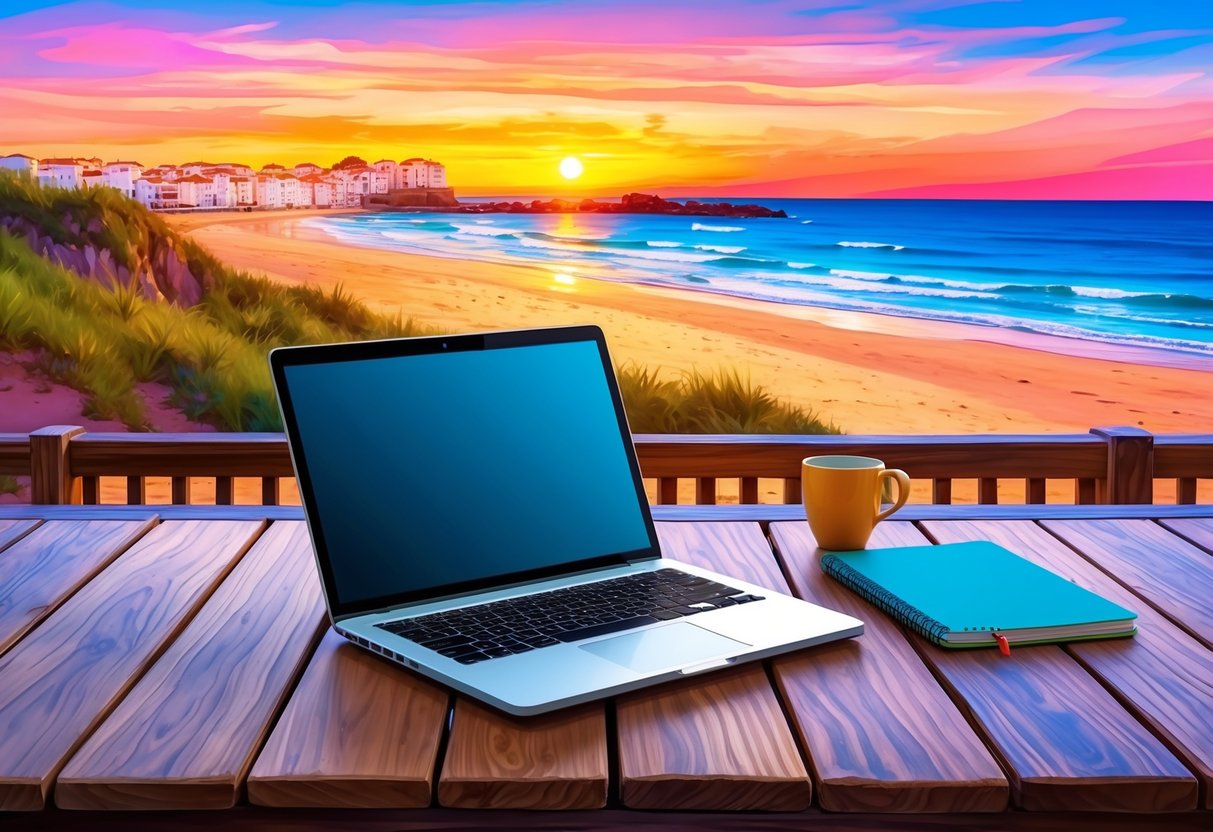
[821,555,950,644]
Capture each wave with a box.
[838,240,904,251]
[451,223,515,237]
[788,262,816,270]
[646,240,682,248]
[694,244,746,254]
[691,222,744,233]
[800,220,813,224]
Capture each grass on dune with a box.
[1,174,840,435]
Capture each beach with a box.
[173,209,1212,440]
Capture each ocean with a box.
[302,199,1213,362]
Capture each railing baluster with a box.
[658,477,678,505]
[1027,478,1046,505]
[126,476,146,505]
[1077,478,1098,504]
[1177,478,1197,505]
[978,478,998,504]
[172,476,192,505]
[783,477,800,505]
[261,477,281,506]
[216,476,234,505]
[740,477,758,504]
[696,477,717,505]
[81,476,99,505]
[932,478,952,505]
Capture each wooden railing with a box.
[0,425,1210,506]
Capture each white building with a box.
[37,158,83,189]
[294,162,324,177]
[0,153,38,178]
[255,172,305,208]
[101,160,144,199]
[134,177,180,209]
[176,174,217,208]
[400,158,446,189]
[231,176,255,206]
[373,159,400,189]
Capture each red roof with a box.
[41,158,82,166]
[104,160,144,168]
[178,175,211,183]
[3,153,35,160]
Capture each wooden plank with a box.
[56,521,327,810]
[437,700,608,809]
[978,478,998,504]
[1158,518,1213,555]
[82,476,99,504]
[0,518,40,552]
[696,476,717,505]
[783,476,800,504]
[216,476,234,506]
[616,522,812,810]
[0,518,156,659]
[862,522,1195,812]
[260,477,280,506]
[247,629,449,808]
[769,522,1008,813]
[933,478,953,504]
[1077,478,1097,504]
[634,434,1107,480]
[1175,478,1197,504]
[171,476,192,505]
[740,477,758,504]
[1027,478,1046,505]
[1041,519,1213,648]
[0,520,264,811]
[925,519,1213,809]
[659,477,678,505]
[68,432,295,478]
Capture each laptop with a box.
[270,324,862,715]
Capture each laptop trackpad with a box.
[579,622,748,674]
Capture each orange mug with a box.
[802,455,910,550]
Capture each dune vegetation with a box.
[0,174,838,434]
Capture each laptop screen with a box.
[273,327,658,617]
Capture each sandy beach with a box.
[173,209,1212,439]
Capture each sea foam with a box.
[837,240,904,251]
[692,222,744,233]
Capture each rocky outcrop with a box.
[454,192,788,218]
[0,214,207,306]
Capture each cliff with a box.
[0,174,212,306]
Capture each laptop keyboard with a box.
[375,567,765,665]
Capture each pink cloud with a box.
[1104,137,1213,166]
[34,24,256,69]
[864,163,1213,200]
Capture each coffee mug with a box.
[802,455,911,550]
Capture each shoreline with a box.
[168,212,1213,437]
[296,209,1209,374]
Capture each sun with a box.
[559,156,584,180]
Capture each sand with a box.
[172,209,1212,438]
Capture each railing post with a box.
[30,425,85,505]
[1091,426,1154,504]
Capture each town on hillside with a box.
[0,153,449,210]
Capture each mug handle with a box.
[876,469,911,521]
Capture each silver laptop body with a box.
[270,324,862,716]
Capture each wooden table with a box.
[0,503,1210,832]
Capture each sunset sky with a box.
[2,1,1210,198]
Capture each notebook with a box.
[270,324,863,715]
[820,541,1136,650]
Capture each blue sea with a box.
[302,199,1213,362]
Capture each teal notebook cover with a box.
[820,541,1137,648]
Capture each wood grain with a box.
[0,520,264,811]
[1158,518,1213,555]
[863,522,1196,813]
[1041,519,1213,647]
[437,699,608,809]
[56,521,327,810]
[0,519,40,551]
[617,665,812,811]
[247,628,450,808]
[0,519,155,658]
[615,522,811,811]
[924,519,1213,809]
[770,522,1008,813]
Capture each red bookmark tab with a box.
[994,632,1011,657]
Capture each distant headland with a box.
[450,192,788,218]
